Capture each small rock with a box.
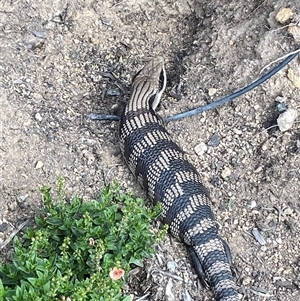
[106,89,121,96]
[275,7,293,24]
[194,142,207,155]
[221,167,231,179]
[246,200,257,209]
[261,245,267,252]
[22,38,45,50]
[208,88,218,97]
[32,30,47,39]
[254,166,262,173]
[277,103,288,113]
[207,133,221,147]
[283,207,294,215]
[297,140,300,149]
[283,267,293,275]
[288,25,300,43]
[252,228,266,245]
[13,79,23,84]
[35,112,42,121]
[0,223,8,232]
[35,161,44,169]
[287,68,300,88]
[18,194,28,202]
[242,275,252,286]
[167,261,176,273]
[102,18,113,26]
[277,108,298,132]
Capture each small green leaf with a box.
[0,278,4,298]
[27,278,37,286]
[129,258,144,267]
[43,280,50,293]
[46,217,63,226]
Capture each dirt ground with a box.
[1,0,300,300]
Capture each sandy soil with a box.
[0,0,300,300]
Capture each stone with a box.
[242,275,252,286]
[35,161,44,169]
[275,8,293,24]
[277,108,298,132]
[287,68,300,88]
[208,88,218,97]
[194,142,207,155]
[207,133,221,147]
[167,261,176,273]
[35,112,42,121]
[221,167,231,179]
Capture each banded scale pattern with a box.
[119,57,239,301]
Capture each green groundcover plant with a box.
[0,179,166,301]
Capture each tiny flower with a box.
[109,267,125,280]
[89,238,95,246]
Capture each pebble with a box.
[277,103,288,113]
[208,88,218,96]
[242,275,252,286]
[18,194,28,202]
[167,261,176,273]
[22,38,44,50]
[252,228,266,245]
[35,112,42,121]
[106,89,121,96]
[102,18,113,26]
[261,245,267,252]
[275,7,293,24]
[194,142,207,155]
[288,24,300,43]
[35,161,44,169]
[221,167,231,179]
[13,78,23,84]
[246,200,257,209]
[287,68,300,88]
[0,222,8,232]
[207,133,221,147]
[254,166,262,173]
[32,30,46,38]
[277,108,298,132]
